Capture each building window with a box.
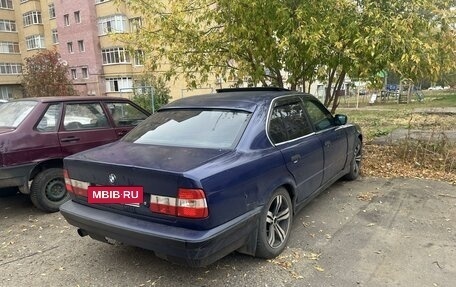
[74,11,80,23]
[71,68,77,79]
[101,47,130,64]
[105,77,132,92]
[23,11,42,27]
[67,42,73,53]
[25,35,45,50]
[64,14,69,26]
[0,19,16,32]
[0,0,13,9]
[129,17,142,32]
[133,50,144,66]
[81,67,88,78]
[51,29,58,44]
[98,15,127,35]
[0,86,12,99]
[77,40,84,52]
[20,0,28,3]
[48,4,55,19]
[0,42,19,53]
[0,63,22,75]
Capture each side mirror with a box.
[334,114,348,125]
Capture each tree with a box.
[120,0,455,112]
[354,0,456,103]
[21,49,77,97]
[130,74,171,113]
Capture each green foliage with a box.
[21,49,77,97]
[130,75,171,113]
[120,0,455,112]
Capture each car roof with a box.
[9,96,131,103]
[162,88,307,112]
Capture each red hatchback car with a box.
[0,96,150,212]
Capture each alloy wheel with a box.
[266,194,291,248]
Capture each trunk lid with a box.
[68,141,230,173]
[64,141,230,222]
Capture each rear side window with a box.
[268,97,313,144]
[106,102,148,127]
[0,101,37,128]
[36,104,62,132]
[63,103,109,130]
[303,100,335,131]
[123,109,251,149]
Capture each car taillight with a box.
[149,188,208,219]
[177,188,208,218]
[64,169,73,193]
[64,169,89,197]
[150,195,177,215]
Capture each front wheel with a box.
[255,188,293,259]
[344,138,362,180]
[30,168,69,212]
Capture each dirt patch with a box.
[362,144,456,184]
[348,106,456,183]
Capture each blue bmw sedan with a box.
[60,87,362,267]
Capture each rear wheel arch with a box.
[280,183,296,213]
[19,159,63,195]
[260,176,296,205]
[29,159,63,182]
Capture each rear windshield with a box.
[123,109,251,149]
[0,101,37,128]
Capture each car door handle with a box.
[291,154,301,164]
[60,136,80,143]
[117,130,128,137]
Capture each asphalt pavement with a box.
[1,177,455,287]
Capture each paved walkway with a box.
[413,107,456,115]
[373,107,456,144]
[373,129,456,145]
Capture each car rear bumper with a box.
[0,163,35,189]
[60,200,261,267]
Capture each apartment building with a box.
[0,0,146,99]
[0,0,61,99]
[55,0,150,97]
[0,0,22,99]
[0,0,224,101]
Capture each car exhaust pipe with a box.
[77,228,88,237]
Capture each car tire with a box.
[344,138,362,181]
[0,187,19,197]
[30,168,69,213]
[255,188,293,259]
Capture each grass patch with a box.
[425,92,456,106]
[396,132,456,173]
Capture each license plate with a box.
[87,186,144,204]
